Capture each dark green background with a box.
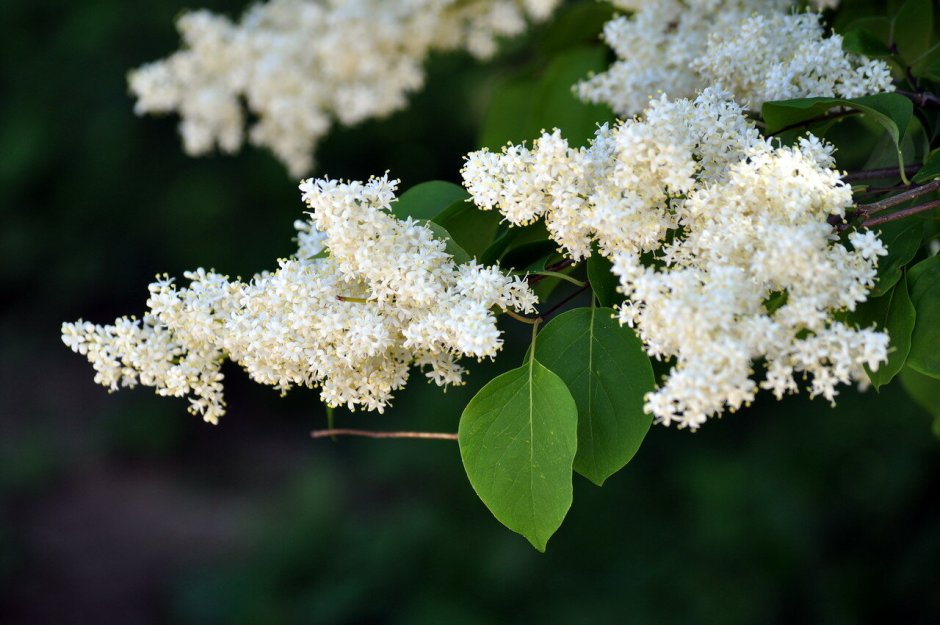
[1,1,937,623]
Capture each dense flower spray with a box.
[129,0,561,176]
[578,0,891,116]
[62,176,537,423]
[462,89,889,429]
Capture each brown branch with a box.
[542,284,591,319]
[855,179,940,218]
[312,428,458,440]
[842,164,921,183]
[860,198,940,227]
[896,89,940,111]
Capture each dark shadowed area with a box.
[1,1,938,623]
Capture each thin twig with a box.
[768,109,860,136]
[896,89,940,111]
[521,270,587,287]
[312,428,457,440]
[855,179,940,217]
[842,164,921,183]
[505,309,542,325]
[861,198,940,227]
[541,284,591,320]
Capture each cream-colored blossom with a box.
[63,176,536,422]
[579,0,891,116]
[463,89,888,429]
[130,0,561,176]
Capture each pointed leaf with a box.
[458,359,578,551]
[534,307,654,485]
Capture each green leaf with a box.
[906,254,940,378]
[479,45,614,151]
[432,200,503,259]
[764,94,912,142]
[534,46,615,147]
[762,94,913,178]
[458,358,578,551]
[479,78,541,150]
[854,275,916,389]
[867,219,924,297]
[536,1,616,55]
[892,0,934,64]
[913,149,940,183]
[842,28,892,58]
[534,307,654,485]
[392,181,469,221]
[418,220,472,265]
[899,367,940,436]
[586,253,620,308]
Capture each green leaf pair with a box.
[459,307,654,550]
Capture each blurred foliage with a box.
[0,0,938,623]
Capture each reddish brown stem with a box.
[312,428,457,440]
[856,179,940,218]
[861,199,940,227]
[842,164,921,183]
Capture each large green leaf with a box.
[479,45,613,150]
[867,219,924,297]
[536,1,616,55]
[534,46,615,147]
[534,307,654,486]
[392,181,469,221]
[854,276,916,389]
[458,358,578,551]
[479,78,541,150]
[906,254,940,378]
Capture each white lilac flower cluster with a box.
[62,176,537,423]
[462,89,889,429]
[693,11,895,107]
[578,0,891,116]
[129,0,560,177]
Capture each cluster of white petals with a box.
[129,0,560,176]
[62,176,537,423]
[693,11,895,107]
[462,89,889,429]
[578,0,891,116]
